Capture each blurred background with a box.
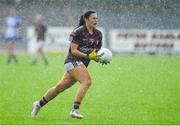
[1,0,180,55]
[0,1,180,124]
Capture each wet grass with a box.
[0,53,179,125]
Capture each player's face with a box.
[86,13,98,28]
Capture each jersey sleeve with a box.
[69,29,81,45]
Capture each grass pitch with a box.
[0,53,179,125]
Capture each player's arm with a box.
[71,42,99,61]
[16,17,21,38]
[70,42,87,58]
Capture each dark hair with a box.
[78,15,85,27]
[78,11,96,27]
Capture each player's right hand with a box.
[87,49,100,62]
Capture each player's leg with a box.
[68,64,92,119]
[44,72,76,101]
[11,41,18,63]
[6,41,18,63]
[37,41,48,65]
[31,72,76,117]
[31,47,41,65]
[40,49,48,65]
[6,41,12,63]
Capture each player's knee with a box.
[83,78,92,87]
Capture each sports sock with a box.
[6,57,11,64]
[42,55,48,65]
[44,58,48,65]
[73,101,80,110]
[31,59,37,65]
[12,55,18,63]
[39,97,48,107]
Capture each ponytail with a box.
[78,15,85,27]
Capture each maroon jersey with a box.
[35,24,47,41]
[65,25,102,67]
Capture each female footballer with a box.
[31,11,102,119]
[31,15,48,65]
[3,8,21,64]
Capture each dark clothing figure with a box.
[35,24,47,41]
[65,25,102,67]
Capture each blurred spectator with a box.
[31,14,48,65]
[3,7,21,64]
